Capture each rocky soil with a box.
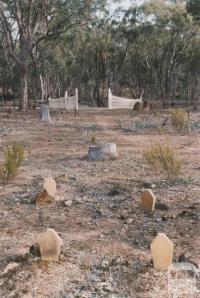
[0,108,199,298]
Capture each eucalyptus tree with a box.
[0,0,105,111]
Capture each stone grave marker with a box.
[37,228,63,261]
[140,189,156,211]
[150,233,174,269]
[35,177,56,205]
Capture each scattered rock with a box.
[2,262,19,275]
[155,201,169,211]
[142,182,156,189]
[92,209,102,220]
[64,200,73,207]
[150,233,173,269]
[178,254,199,268]
[29,243,41,257]
[37,228,63,261]
[55,174,69,183]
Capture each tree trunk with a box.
[19,67,28,111]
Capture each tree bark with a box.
[88,143,118,161]
[19,67,28,111]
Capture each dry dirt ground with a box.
[0,108,199,298]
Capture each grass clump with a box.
[0,143,24,182]
[170,108,190,133]
[89,135,97,145]
[144,142,182,180]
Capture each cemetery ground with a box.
[0,108,199,298]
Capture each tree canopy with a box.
[0,0,200,109]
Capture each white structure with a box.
[49,88,78,110]
[108,88,142,109]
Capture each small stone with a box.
[140,189,156,211]
[143,181,156,189]
[150,233,173,269]
[101,282,114,292]
[55,174,69,183]
[155,202,169,211]
[127,218,134,224]
[101,260,110,269]
[29,243,41,257]
[3,262,19,275]
[37,228,63,262]
[64,200,73,207]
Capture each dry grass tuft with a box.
[170,108,190,133]
[144,142,182,180]
[0,143,24,182]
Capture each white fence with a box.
[108,89,142,109]
[49,88,78,110]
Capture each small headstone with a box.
[37,228,63,262]
[140,189,156,211]
[35,177,56,205]
[44,177,56,196]
[150,233,173,269]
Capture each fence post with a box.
[108,88,112,109]
[75,88,78,110]
[75,88,78,117]
[64,91,68,110]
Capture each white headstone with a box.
[37,229,63,262]
[150,233,173,269]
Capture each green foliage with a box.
[0,143,24,182]
[144,142,182,180]
[186,0,200,21]
[89,135,97,145]
[170,108,190,133]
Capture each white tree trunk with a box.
[88,143,118,161]
[40,103,51,121]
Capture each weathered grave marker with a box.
[37,228,63,261]
[150,233,173,269]
[140,189,156,211]
[88,143,118,161]
[35,177,56,205]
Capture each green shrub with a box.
[144,142,182,180]
[89,135,97,145]
[170,108,190,133]
[0,143,24,182]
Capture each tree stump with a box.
[35,177,56,206]
[40,102,51,121]
[88,143,118,161]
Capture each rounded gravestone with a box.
[88,143,118,161]
[150,233,173,269]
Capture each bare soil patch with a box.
[0,108,199,297]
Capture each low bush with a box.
[0,143,24,182]
[170,108,190,133]
[89,135,97,145]
[144,142,182,180]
